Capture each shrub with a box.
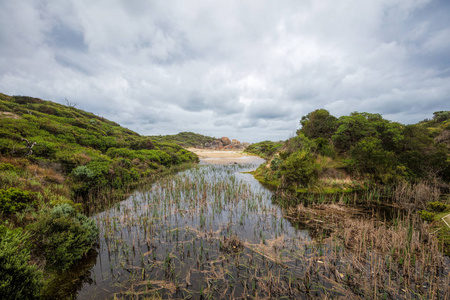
[71,165,95,181]
[0,224,43,299]
[29,204,99,272]
[314,138,336,158]
[0,187,35,214]
[0,138,14,155]
[285,134,316,155]
[270,157,282,171]
[48,196,82,212]
[427,201,448,212]
[348,137,397,182]
[280,150,321,188]
[31,140,57,159]
[0,163,18,172]
[419,210,435,222]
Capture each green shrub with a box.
[314,138,336,158]
[348,137,397,182]
[245,140,284,159]
[48,196,82,212]
[280,150,321,188]
[0,224,43,299]
[71,165,95,181]
[0,187,35,214]
[419,210,435,222]
[270,157,282,171]
[71,160,112,196]
[0,163,18,172]
[285,134,316,155]
[29,204,99,272]
[31,140,57,159]
[0,138,14,155]
[427,201,448,212]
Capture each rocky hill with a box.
[202,136,250,150]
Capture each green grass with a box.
[149,131,215,148]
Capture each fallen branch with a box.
[20,138,37,156]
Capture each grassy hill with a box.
[150,131,216,148]
[0,93,198,298]
[0,93,198,200]
[245,140,284,159]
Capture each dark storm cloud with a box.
[0,0,449,142]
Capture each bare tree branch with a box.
[20,138,37,156]
[64,97,77,108]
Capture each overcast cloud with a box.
[1,0,449,142]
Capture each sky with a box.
[1,0,449,143]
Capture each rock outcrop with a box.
[221,137,231,146]
[211,140,223,149]
[200,137,249,150]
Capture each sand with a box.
[187,148,264,165]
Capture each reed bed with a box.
[71,163,449,299]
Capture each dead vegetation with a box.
[220,235,244,253]
[0,111,21,119]
[394,180,441,212]
[69,164,450,299]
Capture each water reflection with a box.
[72,162,315,299]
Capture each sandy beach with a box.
[187,148,264,164]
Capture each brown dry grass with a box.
[26,164,65,184]
[0,111,21,119]
[394,180,440,211]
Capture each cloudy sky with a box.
[1,0,449,142]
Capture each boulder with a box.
[241,142,250,149]
[221,137,231,146]
[211,140,223,149]
[231,139,240,146]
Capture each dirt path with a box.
[187,148,264,165]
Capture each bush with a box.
[0,138,14,155]
[280,150,321,188]
[71,165,95,181]
[419,210,435,222]
[71,160,111,197]
[0,163,18,172]
[270,157,282,171]
[348,137,397,182]
[427,201,448,212]
[29,204,99,272]
[0,224,43,299]
[0,187,35,214]
[314,138,336,158]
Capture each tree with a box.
[399,125,449,180]
[332,112,383,151]
[298,109,337,139]
[349,137,397,182]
